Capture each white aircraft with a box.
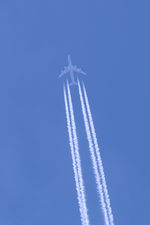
[58,55,86,86]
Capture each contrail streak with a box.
[64,85,84,224]
[82,83,114,225]
[78,80,110,225]
[64,83,89,225]
[66,81,89,225]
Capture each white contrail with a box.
[78,80,110,225]
[82,82,114,225]
[64,85,85,224]
[66,81,89,225]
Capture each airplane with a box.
[58,55,86,86]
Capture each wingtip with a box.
[58,74,62,79]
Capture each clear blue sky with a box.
[0,0,150,225]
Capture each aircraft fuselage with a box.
[68,55,75,84]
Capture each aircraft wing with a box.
[73,65,86,75]
[58,66,69,78]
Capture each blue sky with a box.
[0,0,150,225]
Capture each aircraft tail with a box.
[70,81,78,86]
